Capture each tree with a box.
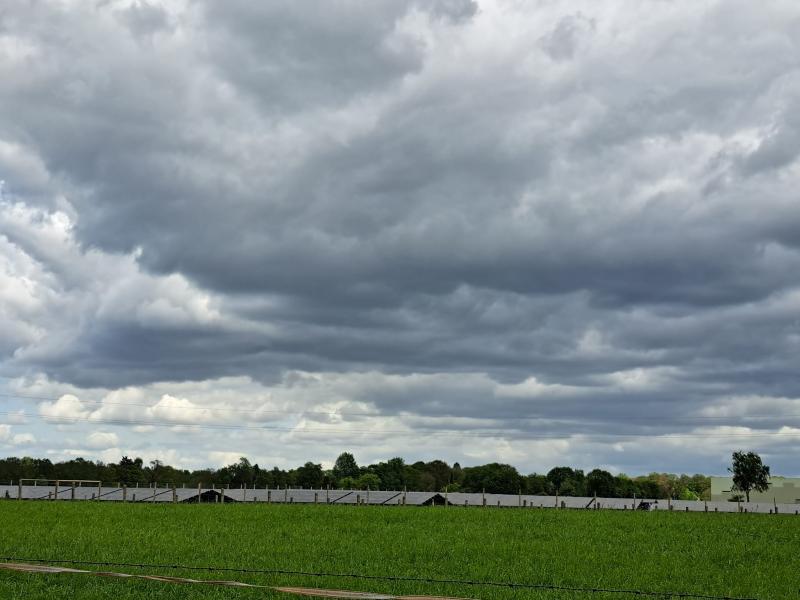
[729,451,770,502]
[295,462,324,488]
[461,463,523,494]
[116,456,143,485]
[332,452,359,481]
[355,473,381,490]
[546,466,575,493]
[338,476,357,489]
[586,469,616,498]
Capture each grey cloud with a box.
[116,1,173,38]
[1,0,800,475]
[539,14,594,61]
[198,0,427,111]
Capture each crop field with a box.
[0,502,797,600]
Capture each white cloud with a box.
[0,425,36,446]
[85,431,119,449]
[11,432,36,445]
[39,394,90,422]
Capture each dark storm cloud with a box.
[2,0,800,475]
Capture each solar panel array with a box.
[0,484,796,514]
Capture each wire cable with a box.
[0,556,761,600]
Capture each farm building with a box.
[710,476,800,503]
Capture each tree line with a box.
[0,453,713,499]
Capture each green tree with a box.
[586,469,616,497]
[295,462,324,488]
[115,456,143,485]
[461,463,523,494]
[355,473,381,490]
[729,451,770,502]
[338,476,357,489]
[332,452,359,481]
[546,466,575,493]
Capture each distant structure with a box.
[710,476,800,503]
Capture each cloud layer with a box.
[1,0,800,475]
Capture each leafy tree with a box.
[729,451,770,502]
[451,462,464,485]
[355,473,381,490]
[425,460,452,490]
[338,476,357,489]
[462,463,523,494]
[115,456,143,485]
[523,473,550,495]
[332,452,359,480]
[546,466,575,493]
[295,462,324,488]
[370,457,406,490]
[586,469,616,497]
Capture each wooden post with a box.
[267,490,272,504]
[71,485,75,500]
[555,492,559,509]
[172,485,177,503]
[284,488,288,503]
[594,492,597,510]
[197,483,201,503]
[482,488,486,507]
[366,487,370,505]
[55,480,59,500]
[314,492,318,504]
[123,485,127,502]
[326,485,330,504]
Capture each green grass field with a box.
[0,502,797,600]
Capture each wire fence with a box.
[0,556,764,600]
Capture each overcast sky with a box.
[1,0,799,477]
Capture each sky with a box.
[1,0,799,477]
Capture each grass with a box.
[0,501,797,600]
